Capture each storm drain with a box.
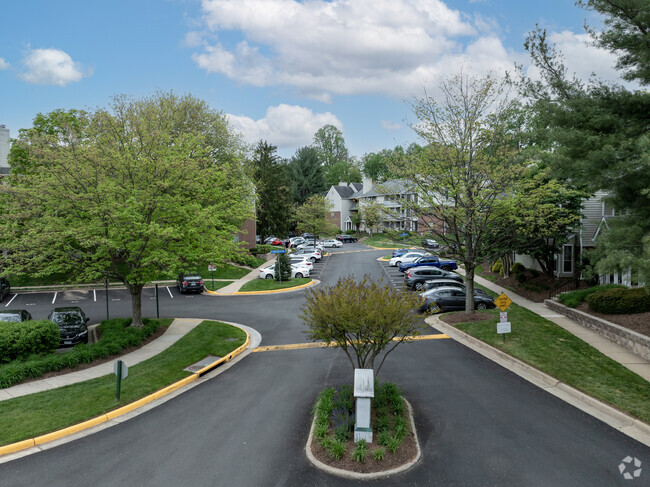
[184,355,222,373]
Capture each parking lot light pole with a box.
[155,284,159,318]
[105,278,110,320]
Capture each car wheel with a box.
[395,261,401,266]
[265,274,273,279]
[414,282,424,291]
[295,272,304,278]
[428,302,441,313]
[475,302,487,310]
[310,257,316,263]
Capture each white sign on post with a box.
[497,322,511,334]
[500,312,508,323]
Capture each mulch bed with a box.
[309,404,418,474]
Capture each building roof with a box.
[351,179,413,199]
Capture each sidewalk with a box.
[470,273,650,382]
[211,258,273,294]
[0,318,204,402]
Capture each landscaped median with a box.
[0,320,250,455]
[430,304,650,426]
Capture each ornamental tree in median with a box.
[1,92,254,327]
[301,276,424,376]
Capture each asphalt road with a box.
[0,244,648,486]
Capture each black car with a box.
[47,307,89,346]
[419,287,496,313]
[0,277,10,302]
[177,273,204,293]
[404,266,463,290]
[336,234,357,243]
[421,239,440,250]
[0,309,33,323]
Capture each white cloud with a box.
[226,104,342,151]
[0,58,10,70]
[192,0,508,99]
[19,48,90,86]
[381,120,401,131]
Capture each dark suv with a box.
[0,277,10,302]
[0,309,33,322]
[336,234,357,243]
[47,307,89,346]
[404,266,463,290]
[177,273,204,293]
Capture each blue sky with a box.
[0,0,624,159]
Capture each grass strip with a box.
[0,320,246,446]
[203,280,234,291]
[451,305,650,424]
[239,278,311,292]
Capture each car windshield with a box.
[51,312,83,326]
[184,275,202,280]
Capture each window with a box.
[562,245,573,274]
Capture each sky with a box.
[0,0,629,159]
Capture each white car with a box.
[293,249,322,262]
[290,256,314,269]
[297,242,324,252]
[323,239,342,248]
[389,251,431,267]
[258,264,310,279]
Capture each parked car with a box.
[177,273,204,293]
[289,237,306,247]
[421,279,490,296]
[293,248,322,262]
[258,264,310,279]
[0,277,10,302]
[47,307,90,346]
[336,234,357,243]
[403,267,463,290]
[297,242,324,252]
[391,248,422,258]
[290,256,314,269]
[389,251,430,267]
[421,239,440,250]
[419,287,496,313]
[0,309,32,323]
[263,236,278,244]
[398,255,458,273]
[323,239,342,248]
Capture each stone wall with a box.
[545,299,650,361]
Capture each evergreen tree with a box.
[285,146,327,205]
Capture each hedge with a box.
[0,320,59,363]
[558,284,627,308]
[0,318,168,388]
[587,287,650,314]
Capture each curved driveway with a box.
[0,245,648,486]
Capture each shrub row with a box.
[587,287,650,314]
[558,284,626,308]
[0,320,60,363]
[0,318,167,388]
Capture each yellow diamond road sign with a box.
[495,292,512,312]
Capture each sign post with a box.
[208,264,217,290]
[114,360,128,400]
[495,292,512,343]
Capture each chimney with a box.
[362,176,373,193]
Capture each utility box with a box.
[353,368,374,443]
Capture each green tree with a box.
[326,158,363,187]
[1,92,253,327]
[251,140,293,241]
[294,194,338,239]
[362,149,398,182]
[301,276,424,375]
[313,124,349,169]
[520,0,650,282]
[392,73,525,312]
[274,252,292,281]
[360,200,385,237]
[285,146,327,205]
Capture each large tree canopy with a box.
[285,146,327,205]
[2,92,254,327]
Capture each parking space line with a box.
[52,292,57,304]
[166,286,173,298]
[4,294,17,307]
[93,290,96,302]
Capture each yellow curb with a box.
[233,279,316,295]
[0,324,251,457]
[0,439,35,456]
[34,415,108,445]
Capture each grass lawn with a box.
[239,277,312,292]
[450,305,650,424]
[204,280,234,291]
[363,235,420,248]
[0,320,247,446]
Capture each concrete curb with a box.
[305,398,421,479]
[428,316,650,447]
[0,322,255,459]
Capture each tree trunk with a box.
[502,253,513,278]
[465,264,475,314]
[128,283,145,328]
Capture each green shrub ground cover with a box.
[239,278,311,292]
[558,284,627,308]
[587,287,650,314]
[0,320,246,445]
[0,321,60,363]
